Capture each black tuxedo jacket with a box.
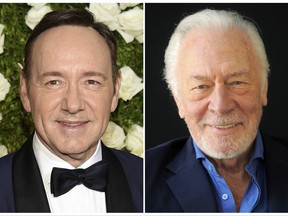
[0,135,143,212]
[145,133,288,212]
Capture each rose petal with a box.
[119,66,143,101]
[102,121,126,149]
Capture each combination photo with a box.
[1,2,288,214]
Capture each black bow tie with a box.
[50,161,108,197]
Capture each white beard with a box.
[188,111,262,159]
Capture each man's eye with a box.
[231,81,246,86]
[87,80,100,85]
[47,80,60,85]
[193,85,207,90]
[232,81,243,85]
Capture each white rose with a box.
[87,3,121,31]
[119,66,143,101]
[0,24,4,54]
[0,144,8,158]
[117,6,143,43]
[27,3,47,10]
[119,3,140,10]
[25,4,52,30]
[125,124,143,157]
[0,73,10,101]
[102,121,126,149]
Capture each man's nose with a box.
[208,85,235,115]
[61,84,84,114]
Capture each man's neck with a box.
[208,148,253,212]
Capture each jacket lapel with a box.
[102,144,134,212]
[12,135,50,212]
[166,138,219,212]
[262,134,288,212]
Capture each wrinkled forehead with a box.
[180,27,253,55]
[177,27,261,73]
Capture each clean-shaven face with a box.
[20,26,120,164]
[174,28,268,159]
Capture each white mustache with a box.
[199,113,243,126]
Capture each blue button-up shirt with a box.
[193,131,267,212]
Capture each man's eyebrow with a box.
[82,71,107,80]
[188,75,209,81]
[227,70,249,78]
[40,71,63,78]
[188,70,249,80]
[39,71,108,79]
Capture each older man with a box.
[146,9,288,212]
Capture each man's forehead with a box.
[33,25,107,50]
[177,28,255,66]
[180,27,251,50]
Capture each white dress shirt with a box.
[32,133,107,213]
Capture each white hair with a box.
[164,9,270,96]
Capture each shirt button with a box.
[222,193,229,200]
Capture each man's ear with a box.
[110,70,121,112]
[20,70,32,112]
[174,95,185,119]
[262,80,268,107]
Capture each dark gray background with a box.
[145,3,288,149]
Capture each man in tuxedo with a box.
[146,9,288,212]
[0,9,142,213]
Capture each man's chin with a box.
[199,137,249,159]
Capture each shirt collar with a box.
[32,132,102,186]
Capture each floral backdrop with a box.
[0,3,143,157]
